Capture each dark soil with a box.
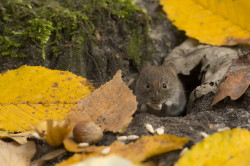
[124,89,250,166]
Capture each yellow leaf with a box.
[63,137,85,152]
[0,140,36,166]
[223,148,250,166]
[160,0,250,45]
[175,128,250,166]
[57,134,189,165]
[0,65,94,132]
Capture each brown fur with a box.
[135,62,186,116]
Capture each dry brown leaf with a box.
[57,134,189,165]
[34,120,73,147]
[0,131,34,144]
[31,148,66,166]
[34,71,136,147]
[0,140,36,166]
[212,54,250,105]
[67,70,137,133]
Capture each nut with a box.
[73,121,103,144]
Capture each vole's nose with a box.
[151,97,157,103]
[151,91,160,104]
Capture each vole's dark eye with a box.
[162,83,167,89]
[146,83,151,88]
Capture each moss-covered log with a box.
[0,0,181,87]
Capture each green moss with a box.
[127,31,143,64]
[0,0,152,65]
[0,0,94,58]
[0,36,25,57]
[12,18,54,59]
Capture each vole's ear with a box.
[166,63,177,75]
[140,61,152,71]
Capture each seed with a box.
[217,127,230,132]
[180,147,189,157]
[145,123,155,134]
[117,136,128,141]
[155,127,164,135]
[127,135,140,140]
[78,142,89,148]
[101,147,111,155]
[200,132,209,138]
[32,132,41,139]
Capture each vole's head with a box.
[135,62,179,108]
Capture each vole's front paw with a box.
[165,100,173,106]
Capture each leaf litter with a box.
[0,68,189,165]
[212,53,250,105]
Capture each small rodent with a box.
[135,62,186,117]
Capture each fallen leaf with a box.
[68,70,137,133]
[212,55,250,105]
[175,128,250,166]
[222,148,250,166]
[160,0,250,45]
[0,131,34,144]
[63,137,85,152]
[34,70,136,147]
[31,148,66,166]
[57,134,189,165]
[0,65,94,132]
[66,155,133,166]
[163,38,239,108]
[56,154,82,166]
[34,120,73,147]
[0,140,36,166]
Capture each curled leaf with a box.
[34,120,73,147]
[58,134,189,165]
[212,55,250,105]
